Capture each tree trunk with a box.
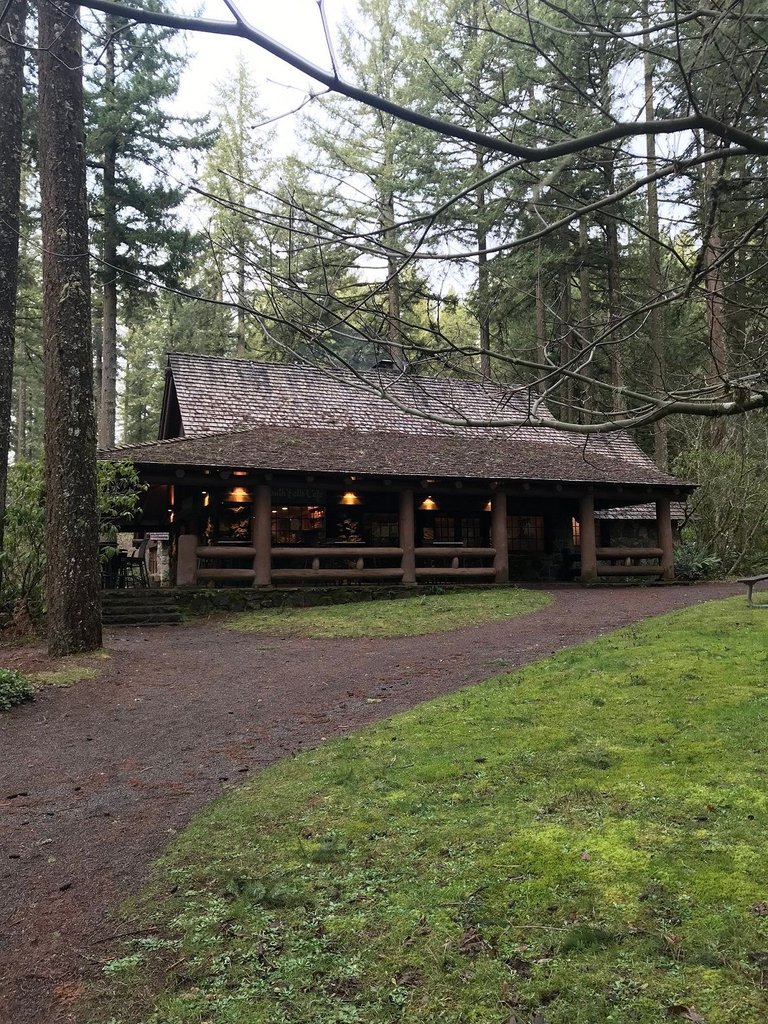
[477,169,491,378]
[535,241,547,394]
[382,186,406,370]
[236,240,246,357]
[16,376,26,460]
[702,156,728,450]
[603,156,626,412]
[0,0,27,596]
[578,216,593,421]
[98,28,118,448]
[38,0,102,654]
[643,10,668,470]
[558,267,574,422]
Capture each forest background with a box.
[3,0,768,637]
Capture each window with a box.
[271,505,325,545]
[459,516,482,546]
[429,516,483,545]
[508,515,545,552]
[571,517,581,547]
[218,501,252,543]
[363,513,399,545]
[433,516,455,543]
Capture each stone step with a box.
[102,600,180,613]
[102,590,178,603]
[102,611,183,626]
[102,589,183,626]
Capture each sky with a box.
[175,0,351,152]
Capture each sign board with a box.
[149,531,170,541]
[272,486,325,504]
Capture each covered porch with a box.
[143,470,683,588]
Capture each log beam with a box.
[252,483,272,587]
[491,491,509,583]
[399,488,416,586]
[579,493,598,584]
[656,495,675,581]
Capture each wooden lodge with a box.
[100,354,694,587]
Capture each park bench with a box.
[737,573,768,607]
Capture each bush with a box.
[674,541,722,582]
[674,413,768,575]
[0,669,33,712]
[1,458,145,627]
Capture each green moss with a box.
[30,651,108,689]
[87,598,768,1024]
[227,587,550,637]
[30,665,98,687]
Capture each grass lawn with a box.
[226,587,551,638]
[90,598,768,1024]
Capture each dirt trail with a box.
[0,583,737,1023]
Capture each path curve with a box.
[0,583,737,1023]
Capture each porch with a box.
[164,477,678,588]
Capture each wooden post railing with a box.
[253,483,272,587]
[656,496,675,581]
[579,494,598,584]
[399,489,416,586]
[491,492,509,583]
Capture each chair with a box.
[122,535,150,587]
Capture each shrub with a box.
[1,458,145,627]
[674,541,722,581]
[674,413,768,575]
[0,669,33,712]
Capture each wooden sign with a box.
[149,531,170,541]
[272,486,325,504]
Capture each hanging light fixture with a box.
[226,486,252,503]
[339,491,362,506]
[419,495,439,511]
[483,500,492,512]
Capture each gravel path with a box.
[0,583,738,1023]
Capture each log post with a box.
[491,491,509,583]
[579,494,598,584]
[656,494,675,581]
[253,483,272,587]
[399,488,416,586]
[176,534,198,587]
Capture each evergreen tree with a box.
[302,0,428,368]
[0,0,27,594]
[86,1,212,447]
[201,55,274,358]
[38,0,101,654]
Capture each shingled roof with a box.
[100,354,690,491]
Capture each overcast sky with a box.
[175,0,350,151]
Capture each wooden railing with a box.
[193,543,500,585]
[594,546,664,577]
[271,546,404,581]
[195,545,257,583]
[414,546,496,579]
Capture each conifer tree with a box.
[38,0,101,654]
[86,2,211,447]
[201,55,274,358]
[0,0,27,594]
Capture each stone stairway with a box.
[102,589,183,626]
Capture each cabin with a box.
[100,353,694,587]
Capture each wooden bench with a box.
[737,573,768,607]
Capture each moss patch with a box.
[227,587,550,638]
[30,651,109,689]
[87,598,768,1024]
